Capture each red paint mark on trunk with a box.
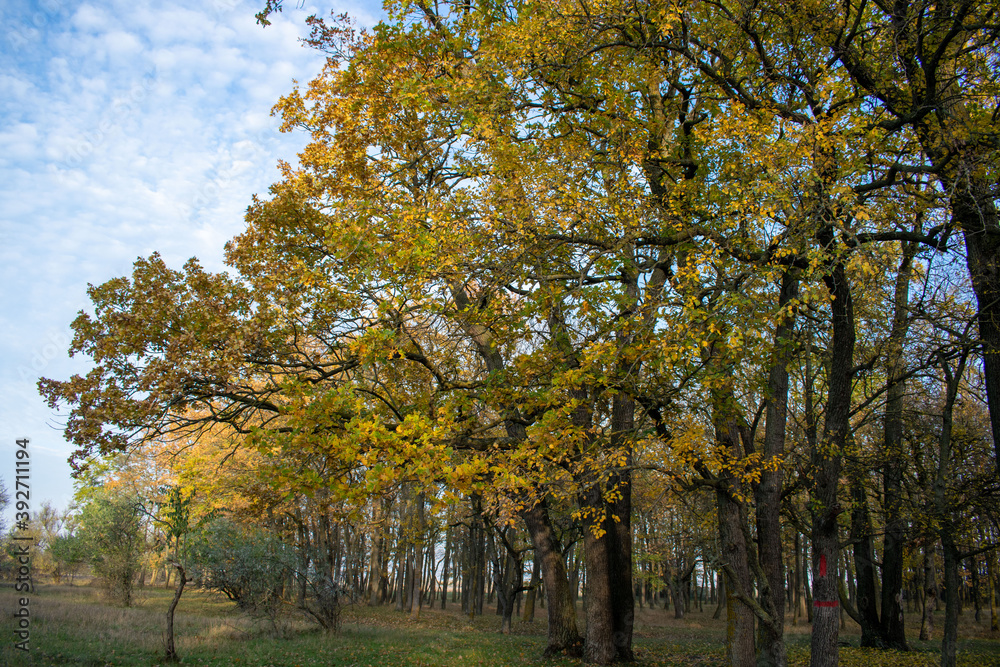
[819,553,827,577]
[814,600,839,608]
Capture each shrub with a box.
[187,519,295,632]
[300,574,345,633]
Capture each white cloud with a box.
[70,4,114,33]
[0,0,388,517]
[105,29,144,57]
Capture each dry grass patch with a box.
[1,584,998,666]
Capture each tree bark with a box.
[713,572,725,621]
[969,556,981,623]
[755,270,797,667]
[715,414,756,667]
[941,537,960,667]
[581,484,616,665]
[880,243,917,651]
[792,531,803,627]
[490,528,520,635]
[850,476,883,647]
[440,524,450,610]
[523,556,539,622]
[921,544,937,641]
[410,492,425,620]
[987,550,999,632]
[520,500,582,657]
[471,498,486,618]
[670,562,685,620]
[164,562,186,662]
[934,348,968,667]
[809,261,855,667]
[608,392,635,662]
[369,503,384,606]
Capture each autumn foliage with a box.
[38,2,1000,666]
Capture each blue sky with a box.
[0,0,385,525]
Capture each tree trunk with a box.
[581,485,616,665]
[792,532,803,626]
[921,545,937,641]
[670,565,685,620]
[755,270,797,667]
[881,242,917,651]
[941,537,960,667]
[969,556,981,623]
[933,349,968,667]
[705,339,755,667]
[850,476,883,647]
[164,562,186,662]
[520,500,582,657]
[523,556,539,622]
[370,498,392,606]
[988,551,999,632]
[404,545,414,612]
[474,510,486,617]
[717,480,756,667]
[410,492,425,620]
[809,261,855,667]
[441,525,450,609]
[462,520,471,614]
[368,524,382,606]
[608,392,635,662]
[710,386,756,667]
[491,529,520,635]
[394,542,406,612]
[713,572,725,621]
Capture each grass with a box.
[1,583,998,666]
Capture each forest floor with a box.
[1,583,999,666]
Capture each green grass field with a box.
[1,584,998,666]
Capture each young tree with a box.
[77,491,146,606]
[157,486,192,662]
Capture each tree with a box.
[157,485,192,662]
[26,501,69,582]
[817,0,1000,469]
[48,533,87,585]
[77,490,146,606]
